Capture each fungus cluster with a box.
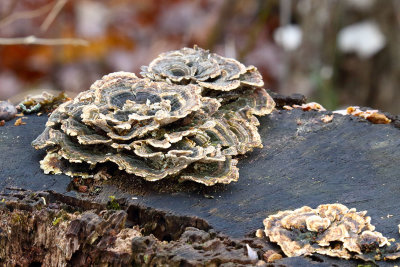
[32,46,275,185]
[263,204,390,261]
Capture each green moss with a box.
[11,213,24,225]
[143,254,150,264]
[52,216,62,226]
[107,195,120,210]
[51,211,71,226]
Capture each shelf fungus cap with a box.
[141,46,222,82]
[263,204,390,260]
[141,46,267,92]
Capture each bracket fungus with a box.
[263,204,400,262]
[32,47,275,185]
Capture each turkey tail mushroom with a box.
[33,47,275,185]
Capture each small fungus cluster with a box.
[32,46,275,185]
[263,204,394,261]
[18,91,70,114]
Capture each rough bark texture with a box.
[1,94,400,266]
[0,190,136,266]
[0,189,279,266]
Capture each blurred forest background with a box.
[0,0,399,113]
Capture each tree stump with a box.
[1,94,399,266]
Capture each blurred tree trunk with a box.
[284,0,400,114]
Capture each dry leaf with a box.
[263,250,282,263]
[283,105,293,110]
[293,102,326,111]
[321,114,333,123]
[14,118,26,126]
[366,113,391,124]
[346,106,391,124]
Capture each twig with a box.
[278,0,291,91]
[0,35,89,46]
[393,0,400,30]
[41,0,68,32]
[0,0,18,21]
[0,2,54,28]
[205,0,236,51]
[238,0,272,61]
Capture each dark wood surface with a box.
[1,108,400,266]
